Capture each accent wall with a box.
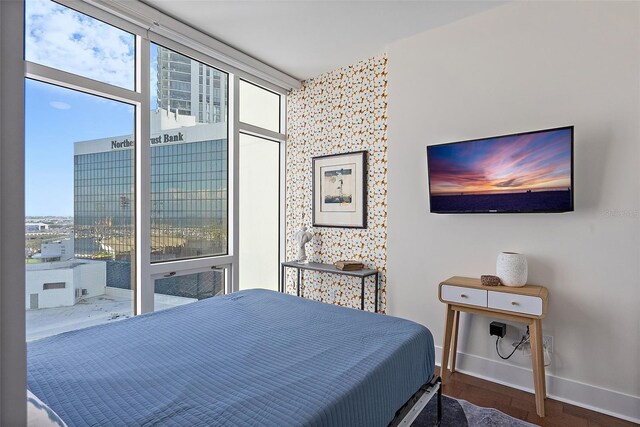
[286,54,388,312]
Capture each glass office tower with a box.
[74,114,227,298]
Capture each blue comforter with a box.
[28,289,434,426]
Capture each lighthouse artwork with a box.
[312,151,367,228]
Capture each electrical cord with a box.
[496,335,526,360]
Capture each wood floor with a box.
[435,369,637,427]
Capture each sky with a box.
[427,128,572,195]
[25,0,159,216]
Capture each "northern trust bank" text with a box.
[111,132,185,150]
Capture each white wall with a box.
[74,261,106,299]
[26,261,107,309]
[387,1,639,421]
[26,268,74,309]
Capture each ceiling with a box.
[142,1,505,81]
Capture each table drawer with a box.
[441,285,487,307]
[488,291,542,316]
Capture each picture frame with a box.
[312,150,367,228]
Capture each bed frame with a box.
[390,375,442,427]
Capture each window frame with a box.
[23,0,289,315]
[237,78,287,291]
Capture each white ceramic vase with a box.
[496,252,528,287]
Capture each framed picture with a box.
[312,150,367,228]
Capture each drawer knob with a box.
[511,301,519,306]
[460,294,468,298]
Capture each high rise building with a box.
[156,46,228,124]
[73,110,227,297]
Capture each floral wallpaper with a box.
[285,54,388,313]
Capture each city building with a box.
[25,222,49,232]
[24,109,227,311]
[32,238,73,262]
[25,259,105,310]
[74,109,227,294]
[156,46,227,124]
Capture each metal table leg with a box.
[361,277,365,310]
[280,264,284,293]
[296,268,301,297]
[374,272,379,313]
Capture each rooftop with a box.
[26,291,196,341]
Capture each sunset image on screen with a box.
[427,128,572,213]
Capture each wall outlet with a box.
[543,335,553,353]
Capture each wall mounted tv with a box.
[426,126,573,214]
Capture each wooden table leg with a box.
[450,310,460,373]
[529,318,546,417]
[441,304,455,382]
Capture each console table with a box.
[280,261,380,312]
[438,276,549,417]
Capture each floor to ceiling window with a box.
[238,80,284,291]
[239,133,280,291]
[24,0,287,339]
[150,43,229,304]
[24,0,138,340]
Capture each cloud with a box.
[25,0,135,90]
[49,101,71,110]
[429,130,571,194]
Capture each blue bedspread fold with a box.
[28,289,434,427]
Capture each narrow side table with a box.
[280,261,379,312]
[438,276,549,417]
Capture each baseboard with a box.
[435,346,640,424]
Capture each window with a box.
[150,43,229,265]
[239,80,280,132]
[153,269,226,311]
[239,134,280,291]
[25,0,135,90]
[24,0,284,339]
[237,80,283,291]
[43,283,66,290]
[25,79,135,340]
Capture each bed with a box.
[28,289,437,426]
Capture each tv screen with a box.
[427,126,573,214]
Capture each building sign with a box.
[110,132,185,150]
[111,138,134,149]
[74,119,226,156]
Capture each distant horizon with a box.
[433,187,570,196]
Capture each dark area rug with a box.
[412,394,536,427]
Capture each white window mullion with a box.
[238,122,286,143]
[25,62,144,105]
[135,36,153,314]
[229,74,240,294]
[149,255,234,278]
[151,264,230,282]
[279,95,287,270]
